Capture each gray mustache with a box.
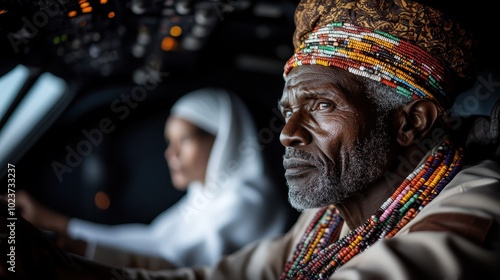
[283,148,322,168]
[284,147,314,160]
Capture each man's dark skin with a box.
[279,65,440,229]
[0,65,442,278]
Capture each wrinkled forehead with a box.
[279,65,362,107]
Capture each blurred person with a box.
[14,87,292,269]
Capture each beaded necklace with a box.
[281,138,464,280]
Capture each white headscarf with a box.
[68,87,290,267]
[169,87,269,206]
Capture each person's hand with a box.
[13,190,69,234]
[9,190,90,257]
[0,199,119,279]
[0,198,76,279]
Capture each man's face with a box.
[279,65,393,210]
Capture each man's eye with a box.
[283,110,293,119]
[316,102,332,110]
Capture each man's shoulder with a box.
[420,159,500,216]
[396,159,500,239]
[450,159,500,191]
[459,159,500,179]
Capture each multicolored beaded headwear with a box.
[284,0,477,110]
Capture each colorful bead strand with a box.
[283,22,455,111]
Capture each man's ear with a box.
[395,99,440,146]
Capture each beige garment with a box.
[121,159,500,279]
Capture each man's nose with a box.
[280,111,312,147]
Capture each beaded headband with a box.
[284,0,477,110]
[283,22,450,108]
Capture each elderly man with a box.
[2,0,500,279]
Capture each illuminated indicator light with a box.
[68,10,77,17]
[170,26,182,37]
[80,2,90,8]
[53,36,60,44]
[82,7,92,13]
[100,0,108,4]
[94,191,111,210]
[0,10,7,14]
[107,11,115,18]
[161,37,176,51]
[79,0,86,3]
[61,34,68,41]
